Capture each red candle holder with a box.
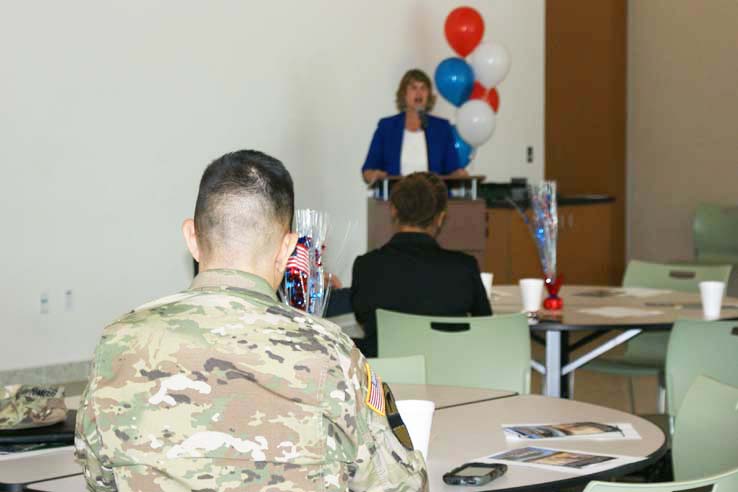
[543,275,564,310]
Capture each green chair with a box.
[583,466,738,491]
[367,355,426,384]
[693,203,738,265]
[665,320,738,423]
[583,376,738,490]
[580,260,732,412]
[672,376,738,481]
[376,310,530,393]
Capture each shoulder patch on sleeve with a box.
[364,362,385,416]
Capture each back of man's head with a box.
[192,150,294,269]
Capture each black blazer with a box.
[350,232,492,357]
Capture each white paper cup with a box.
[481,272,494,298]
[519,278,544,312]
[396,399,435,460]
[699,281,725,320]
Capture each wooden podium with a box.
[367,176,487,267]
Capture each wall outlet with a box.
[65,289,73,311]
[40,292,50,314]
[526,146,534,163]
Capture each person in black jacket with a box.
[350,172,492,357]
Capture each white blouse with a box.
[400,129,428,175]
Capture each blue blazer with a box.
[362,113,461,176]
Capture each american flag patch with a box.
[365,362,385,416]
[286,243,310,273]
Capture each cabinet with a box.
[367,199,487,267]
[484,202,615,285]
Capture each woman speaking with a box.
[362,69,468,184]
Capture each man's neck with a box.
[197,260,276,290]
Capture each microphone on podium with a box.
[416,106,428,130]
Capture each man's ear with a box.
[182,219,201,263]
[275,231,299,279]
[435,211,447,234]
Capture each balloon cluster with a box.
[283,209,332,316]
[435,7,511,167]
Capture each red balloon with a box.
[444,7,485,58]
[487,87,500,113]
[469,81,500,113]
[470,81,486,100]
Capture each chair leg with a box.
[657,371,666,414]
[627,377,636,413]
[657,385,666,414]
[568,371,575,399]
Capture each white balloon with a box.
[469,42,511,88]
[456,100,496,146]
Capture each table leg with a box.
[560,331,570,398]
[545,331,562,398]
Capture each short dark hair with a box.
[390,172,448,228]
[395,69,437,112]
[194,150,294,255]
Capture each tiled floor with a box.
[530,332,661,414]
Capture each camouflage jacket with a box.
[75,269,427,492]
[0,384,66,430]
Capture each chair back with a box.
[583,466,738,492]
[694,203,738,264]
[366,355,426,384]
[623,259,732,293]
[666,320,738,419]
[672,376,738,481]
[620,260,732,364]
[376,310,530,393]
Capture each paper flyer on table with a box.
[502,422,641,441]
[478,446,643,475]
[578,307,663,318]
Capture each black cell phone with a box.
[443,462,508,486]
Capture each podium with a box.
[366,176,487,267]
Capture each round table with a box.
[428,393,666,492]
[0,385,666,492]
[491,285,738,398]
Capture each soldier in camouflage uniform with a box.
[75,150,428,492]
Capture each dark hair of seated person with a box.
[390,172,447,231]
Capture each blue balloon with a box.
[434,57,474,107]
[452,125,475,167]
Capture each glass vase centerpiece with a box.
[528,181,563,310]
[283,209,332,316]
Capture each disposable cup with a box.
[699,281,725,320]
[396,399,435,460]
[519,278,544,312]
[481,272,494,298]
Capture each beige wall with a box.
[627,0,738,261]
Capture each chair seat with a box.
[584,357,663,377]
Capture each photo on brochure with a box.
[503,422,624,440]
[490,447,616,469]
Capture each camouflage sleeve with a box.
[344,346,428,492]
[74,373,116,491]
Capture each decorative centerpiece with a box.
[283,209,332,316]
[529,181,562,309]
[525,181,563,310]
